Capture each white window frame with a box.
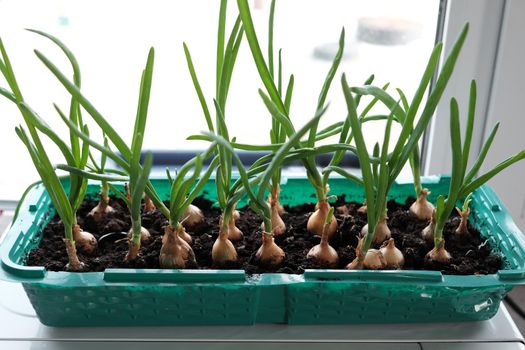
[424,0,525,230]
[423,0,507,174]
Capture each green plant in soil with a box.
[424,80,525,263]
[201,111,326,266]
[0,31,98,271]
[237,0,346,240]
[334,23,470,269]
[455,193,472,235]
[86,136,116,222]
[307,207,339,267]
[59,102,155,262]
[49,47,156,261]
[30,38,218,268]
[395,88,434,221]
[264,0,286,234]
[339,76,395,269]
[183,0,245,265]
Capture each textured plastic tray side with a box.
[1,175,524,326]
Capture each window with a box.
[0,0,440,199]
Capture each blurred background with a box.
[0,0,523,232]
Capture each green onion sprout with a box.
[183,0,244,265]
[32,40,218,268]
[87,136,116,222]
[455,193,472,235]
[201,110,325,266]
[425,80,525,263]
[307,206,339,267]
[237,0,344,239]
[0,31,97,270]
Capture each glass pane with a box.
[0,0,440,199]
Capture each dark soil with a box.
[26,194,503,275]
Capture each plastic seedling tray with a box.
[1,175,525,326]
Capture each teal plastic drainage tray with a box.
[2,175,525,326]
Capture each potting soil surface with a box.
[26,194,502,275]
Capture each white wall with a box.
[426,0,525,231]
[480,0,525,231]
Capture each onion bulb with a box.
[177,226,193,244]
[88,192,114,222]
[425,240,451,263]
[127,226,151,243]
[125,226,151,261]
[182,204,204,230]
[212,224,238,265]
[233,209,240,221]
[143,194,156,213]
[363,249,387,269]
[346,240,386,270]
[227,219,243,241]
[256,232,285,266]
[410,188,434,221]
[380,238,404,268]
[262,203,286,236]
[268,184,286,216]
[307,200,337,239]
[307,243,338,267]
[455,206,470,235]
[348,235,386,270]
[265,187,286,235]
[72,224,97,254]
[360,215,391,245]
[159,225,196,268]
[421,209,436,243]
[307,212,339,267]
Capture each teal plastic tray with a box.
[1,175,525,326]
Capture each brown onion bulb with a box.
[212,234,238,265]
[455,206,470,235]
[127,226,151,243]
[361,216,391,245]
[72,224,97,254]
[159,225,196,268]
[125,226,151,261]
[256,233,285,266]
[346,238,365,270]
[421,209,436,243]
[363,249,387,270]
[182,204,204,230]
[143,194,156,213]
[307,242,339,267]
[88,192,114,222]
[425,240,451,263]
[307,212,339,267]
[262,203,286,236]
[380,238,404,268]
[410,188,434,221]
[307,200,337,239]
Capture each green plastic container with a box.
[1,175,525,326]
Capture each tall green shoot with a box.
[426,81,525,263]
[0,32,96,270]
[237,0,345,239]
[183,0,246,265]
